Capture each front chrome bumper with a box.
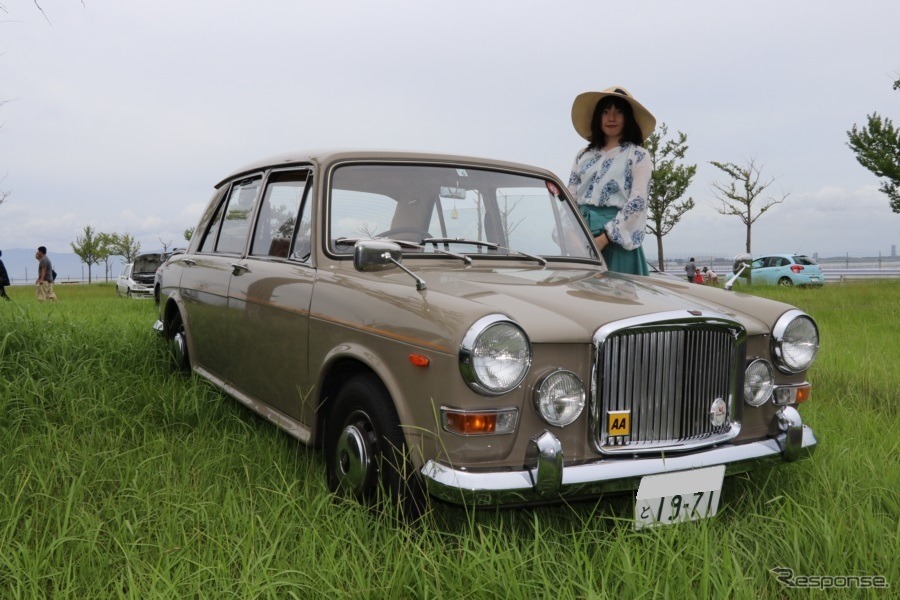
[422,406,817,506]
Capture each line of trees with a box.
[70,226,141,283]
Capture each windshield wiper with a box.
[498,246,547,266]
[334,237,472,264]
[422,237,499,250]
[423,238,547,265]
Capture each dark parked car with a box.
[155,150,819,525]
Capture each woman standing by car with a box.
[567,86,655,275]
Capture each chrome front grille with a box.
[592,314,745,454]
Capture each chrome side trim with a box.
[194,366,313,444]
[421,426,817,506]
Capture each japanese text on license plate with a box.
[634,465,725,530]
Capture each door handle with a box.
[231,263,251,276]
[182,259,197,267]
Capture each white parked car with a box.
[117,253,165,298]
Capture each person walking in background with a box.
[35,246,58,302]
[684,257,696,283]
[568,86,656,275]
[0,250,11,301]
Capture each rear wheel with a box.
[169,312,190,372]
[778,277,793,287]
[325,374,425,519]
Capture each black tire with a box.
[778,277,793,287]
[169,312,190,372]
[325,374,426,520]
[126,289,133,298]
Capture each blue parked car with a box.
[749,254,824,287]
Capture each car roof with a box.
[216,148,560,189]
[754,253,808,259]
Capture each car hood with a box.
[383,264,789,344]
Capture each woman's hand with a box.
[594,232,610,251]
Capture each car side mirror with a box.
[353,240,427,291]
[353,240,403,272]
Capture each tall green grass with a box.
[0,282,897,598]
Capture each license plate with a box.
[634,465,725,529]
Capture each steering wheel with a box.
[375,227,431,241]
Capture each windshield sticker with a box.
[456,169,468,177]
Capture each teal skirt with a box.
[579,205,649,276]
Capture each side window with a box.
[293,177,314,262]
[250,171,309,259]
[216,177,262,254]
[198,190,227,254]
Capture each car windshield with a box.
[328,164,597,260]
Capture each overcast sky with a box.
[2,0,899,263]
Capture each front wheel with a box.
[778,277,794,287]
[325,374,425,519]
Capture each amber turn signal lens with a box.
[795,385,811,403]
[445,412,495,434]
[408,354,430,367]
[440,408,517,435]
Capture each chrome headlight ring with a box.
[459,315,532,396]
[533,370,585,427]
[744,358,775,406]
[772,310,820,374]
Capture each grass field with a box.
[0,282,897,598]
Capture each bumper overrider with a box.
[422,406,816,506]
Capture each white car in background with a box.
[117,253,166,299]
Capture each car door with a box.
[179,176,262,380]
[752,256,775,284]
[117,264,132,295]
[225,169,315,420]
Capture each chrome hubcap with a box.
[172,331,187,369]
[335,423,372,495]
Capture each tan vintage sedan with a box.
[155,149,818,525]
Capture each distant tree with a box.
[97,232,117,282]
[644,124,697,270]
[709,159,788,254]
[846,77,900,213]
[0,174,9,208]
[71,225,104,283]
[184,227,195,241]
[159,237,172,253]
[112,233,142,263]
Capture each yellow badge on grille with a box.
[608,410,631,436]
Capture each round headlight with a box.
[744,359,775,406]
[772,310,819,373]
[534,370,585,427]
[459,316,531,395]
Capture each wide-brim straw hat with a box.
[571,86,656,141]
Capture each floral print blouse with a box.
[567,142,651,251]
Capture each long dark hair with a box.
[588,95,645,150]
